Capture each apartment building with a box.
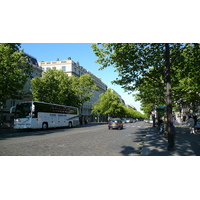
[127,104,137,110]
[109,88,125,105]
[38,59,108,122]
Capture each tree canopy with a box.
[92,88,124,118]
[92,88,144,119]
[31,68,98,108]
[91,43,200,116]
[0,43,32,107]
[70,74,98,107]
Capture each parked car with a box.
[126,118,133,123]
[122,118,126,123]
[108,118,123,130]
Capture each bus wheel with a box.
[68,122,72,128]
[42,122,48,130]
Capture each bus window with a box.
[15,103,32,119]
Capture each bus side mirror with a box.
[32,104,35,112]
[10,106,16,113]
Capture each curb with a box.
[0,128,16,134]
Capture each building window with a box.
[30,72,34,79]
[62,66,66,71]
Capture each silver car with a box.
[126,118,133,123]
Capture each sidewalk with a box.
[141,122,200,156]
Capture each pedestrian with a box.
[159,117,164,134]
[183,113,186,123]
[187,116,195,134]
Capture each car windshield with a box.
[15,103,32,119]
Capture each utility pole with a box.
[165,43,174,151]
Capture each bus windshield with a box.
[15,102,32,119]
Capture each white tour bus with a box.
[10,101,79,130]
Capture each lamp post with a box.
[165,43,175,151]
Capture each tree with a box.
[0,43,32,125]
[122,105,144,119]
[133,44,200,112]
[172,44,200,111]
[31,69,98,108]
[91,43,167,92]
[92,88,144,120]
[91,43,169,117]
[70,74,98,108]
[92,88,125,119]
[31,68,78,106]
[92,43,200,111]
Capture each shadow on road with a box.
[0,122,107,140]
[120,146,140,156]
[119,124,151,156]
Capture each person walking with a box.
[159,117,164,134]
[183,113,187,124]
[188,116,195,134]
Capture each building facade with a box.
[127,104,137,110]
[38,59,108,122]
[109,88,125,105]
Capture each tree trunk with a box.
[165,43,175,151]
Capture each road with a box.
[0,121,151,156]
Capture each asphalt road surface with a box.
[0,121,151,156]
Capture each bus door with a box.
[58,114,66,127]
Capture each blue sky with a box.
[20,43,142,112]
